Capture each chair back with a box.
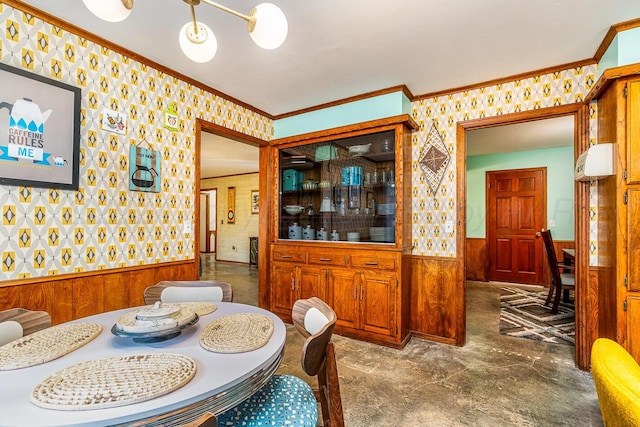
[539,229,562,286]
[591,338,640,426]
[144,280,233,305]
[292,297,344,427]
[0,308,51,346]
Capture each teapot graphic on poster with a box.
[0,97,52,163]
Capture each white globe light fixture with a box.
[82,0,287,63]
[179,21,218,63]
[82,0,133,23]
[248,3,288,50]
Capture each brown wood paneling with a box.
[465,238,487,281]
[409,256,460,344]
[0,261,197,325]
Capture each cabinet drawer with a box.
[272,250,306,263]
[351,255,396,270]
[308,252,348,267]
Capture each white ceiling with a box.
[200,132,258,178]
[18,1,639,176]
[21,0,640,116]
[467,116,574,157]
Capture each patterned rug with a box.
[499,287,575,346]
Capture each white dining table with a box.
[0,302,286,427]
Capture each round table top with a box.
[0,302,286,427]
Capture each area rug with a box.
[499,287,575,345]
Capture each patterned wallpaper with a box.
[409,68,599,262]
[0,4,272,280]
[0,3,603,281]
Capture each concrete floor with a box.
[200,255,603,426]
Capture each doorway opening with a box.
[458,104,589,367]
[195,119,266,279]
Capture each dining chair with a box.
[143,280,233,305]
[216,297,344,427]
[178,412,217,427]
[537,229,575,314]
[0,308,52,346]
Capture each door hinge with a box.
[624,274,628,288]
[624,86,628,98]
[624,192,628,204]
[624,169,628,181]
[624,299,628,311]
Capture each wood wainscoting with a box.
[410,256,464,346]
[465,238,487,281]
[0,261,198,325]
[465,237,574,286]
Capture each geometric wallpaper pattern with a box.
[0,3,602,280]
[410,66,598,260]
[0,4,272,280]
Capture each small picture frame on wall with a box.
[251,189,259,214]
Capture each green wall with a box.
[466,146,575,240]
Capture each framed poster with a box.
[129,143,161,193]
[251,189,259,214]
[0,63,81,190]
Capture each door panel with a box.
[327,269,359,330]
[360,272,396,336]
[488,168,546,284]
[298,267,326,301]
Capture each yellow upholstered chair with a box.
[591,338,640,426]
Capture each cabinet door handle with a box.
[291,277,295,291]
[353,286,358,300]
[280,255,293,259]
[360,286,364,301]
[364,261,378,266]
[319,258,332,262]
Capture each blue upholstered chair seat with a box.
[217,374,318,426]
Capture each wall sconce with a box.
[82,0,288,63]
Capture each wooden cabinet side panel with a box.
[410,256,459,342]
[627,296,640,361]
[627,80,640,184]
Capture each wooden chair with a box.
[0,308,52,346]
[537,229,575,314]
[292,297,345,427]
[216,297,344,427]
[143,280,233,305]
[178,413,217,427]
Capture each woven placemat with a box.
[200,313,274,353]
[31,353,196,411]
[176,302,217,316]
[0,323,103,371]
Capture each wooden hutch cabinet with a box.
[267,115,416,347]
[589,68,640,360]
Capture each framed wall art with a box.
[0,63,81,190]
[129,141,161,193]
[251,189,259,214]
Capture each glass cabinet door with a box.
[278,130,396,244]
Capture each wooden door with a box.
[487,168,546,285]
[360,271,396,337]
[327,269,360,330]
